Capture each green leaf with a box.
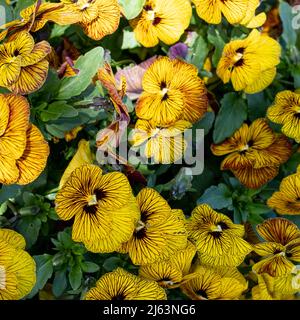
[247,92,271,122]
[28,254,53,298]
[16,216,41,248]
[197,183,233,209]
[194,111,215,135]
[69,264,83,291]
[122,28,141,49]
[0,185,22,204]
[247,203,272,215]
[207,26,226,67]
[103,257,124,272]
[81,262,100,273]
[52,270,68,297]
[56,47,104,100]
[191,34,209,71]
[279,1,297,47]
[119,0,146,19]
[40,101,78,122]
[213,93,247,144]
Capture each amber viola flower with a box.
[0,228,36,300]
[181,265,248,300]
[84,268,166,300]
[267,171,300,215]
[119,188,187,265]
[192,0,266,27]
[0,2,81,41]
[130,119,191,164]
[0,32,51,94]
[136,57,208,126]
[211,118,292,189]
[61,0,121,41]
[55,164,140,253]
[217,30,281,94]
[253,218,300,277]
[59,139,93,189]
[0,94,49,185]
[252,269,300,300]
[267,90,300,143]
[186,204,252,267]
[130,0,192,48]
[139,241,197,288]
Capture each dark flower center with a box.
[248,140,254,147]
[135,227,147,239]
[196,290,208,299]
[160,81,169,101]
[14,49,20,57]
[111,293,125,300]
[236,47,245,54]
[153,17,161,26]
[218,221,229,230]
[235,59,244,67]
[210,232,222,239]
[95,188,106,200]
[295,113,300,119]
[84,204,98,215]
[234,47,245,67]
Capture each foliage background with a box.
[0,0,299,299]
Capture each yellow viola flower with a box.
[17,124,50,185]
[252,218,300,277]
[84,268,166,300]
[0,94,49,185]
[0,32,51,95]
[139,241,197,288]
[211,118,292,189]
[136,57,208,126]
[192,0,265,26]
[55,164,140,253]
[217,29,281,94]
[0,2,81,41]
[61,0,121,41]
[130,0,192,48]
[0,228,36,300]
[267,90,300,143]
[59,139,93,189]
[119,188,187,265]
[181,265,247,300]
[186,204,252,267]
[239,0,267,28]
[252,269,300,300]
[130,119,191,164]
[267,172,300,215]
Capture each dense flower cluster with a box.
[0,0,299,302]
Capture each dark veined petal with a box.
[8,249,36,299]
[79,0,121,41]
[0,94,29,160]
[84,268,166,300]
[20,41,52,67]
[256,218,300,245]
[0,95,10,136]
[136,188,172,223]
[9,59,49,95]
[16,124,50,185]
[232,165,279,189]
[0,229,26,250]
[252,255,295,277]
[0,154,19,185]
